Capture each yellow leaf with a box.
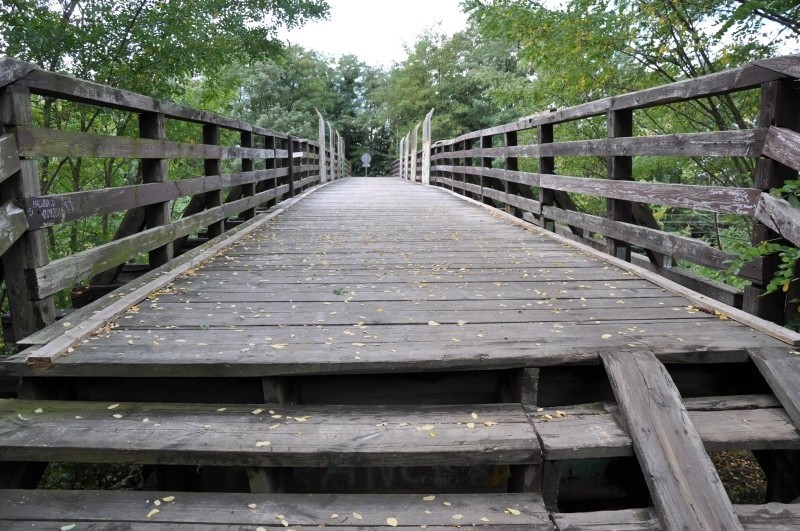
[387,517,398,527]
[147,509,160,519]
[255,441,271,447]
[271,343,289,350]
[506,508,521,516]
[248,503,257,509]
[162,496,175,502]
[353,512,363,520]
[294,416,311,422]
[601,334,613,339]
[427,321,441,326]
[452,514,463,520]
[107,404,120,410]
[423,495,436,501]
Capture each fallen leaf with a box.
[34,408,43,414]
[452,514,463,520]
[506,508,521,516]
[471,412,478,419]
[112,414,123,419]
[484,421,497,427]
[423,495,436,501]
[271,343,289,350]
[162,496,175,502]
[601,333,613,339]
[466,422,475,428]
[255,441,271,447]
[353,512,363,520]
[294,416,311,423]
[248,503,257,509]
[387,517,398,527]
[147,509,160,519]
[61,525,77,531]
[427,321,441,326]
[481,517,490,522]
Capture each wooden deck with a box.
[2,177,800,528]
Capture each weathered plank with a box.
[16,67,290,139]
[543,206,732,269]
[532,397,798,460]
[21,185,323,364]
[0,400,539,467]
[446,130,768,160]
[747,347,800,432]
[600,350,742,531]
[0,57,37,88]
[439,186,800,345]
[754,55,800,79]
[0,200,27,257]
[0,134,21,185]
[23,168,290,229]
[430,164,542,188]
[554,503,800,530]
[14,126,276,160]
[755,192,800,248]
[0,490,551,529]
[539,175,761,216]
[762,126,800,171]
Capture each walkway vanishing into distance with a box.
[2,177,799,529]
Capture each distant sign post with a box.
[361,153,372,176]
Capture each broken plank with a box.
[748,347,800,432]
[600,350,742,531]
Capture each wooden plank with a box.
[544,205,732,269]
[0,400,539,467]
[436,186,800,346]
[554,504,800,530]
[16,68,289,139]
[540,175,761,216]
[755,192,800,248]
[600,350,742,531]
[753,55,800,79]
[29,185,289,299]
[763,126,800,171]
[14,126,276,160]
[0,57,37,88]
[447,130,768,159]
[23,169,289,229]
[0,134,20,185]
[0,490,551,529]
[430,164,541,188]
[0,200,27,257]
[19,183,328,364]
[747,347,800,432]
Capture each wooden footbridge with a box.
[1,56,800,529]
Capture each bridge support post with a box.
[538,123,555,232]
[240,131,256,220]
[203,125,224,236]
[287,135,296,198]
[139,111,173,267]
[317,110,327,183]
[606,109,634,262]
[421,109,434,185]
[0,85,55,344]
[744,80,799,324]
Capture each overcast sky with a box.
[278,0,469,68]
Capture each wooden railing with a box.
[395,55,800,327]
[0,57,348,345]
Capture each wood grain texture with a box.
[543,205,732,269]
[0,57,37,88]
[755,192,800,247]
[747,347,800,432]
[763,126,800,171]
[0,200,27,257]
[539,175,761,216]
[0,400,540,467]
[0,133,20,185]
[14,126,276,160]
[600,350,742,531]
[0,490,551,529]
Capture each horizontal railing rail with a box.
[0,56,349,345]
[395,54,800,327]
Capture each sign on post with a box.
[361,153,372,176]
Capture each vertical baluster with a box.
[139,111,172,266]
[203,124,223,237]
[606,109,634,261]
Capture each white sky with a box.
[278,0,469,68]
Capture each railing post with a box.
[505,131,519,217]
[240,131,256,220]
[744,80,799,323]
[0,84,55,341]
[317,110,327,183]
[265,135,277,208]
[287,135,296,198]
[202,124,224,237]
[606,109,634,261]
[538,123,555,232]
[328,123,336,180]
[139,111,172,267]
[481,135,492,205]
[422,109,434,185]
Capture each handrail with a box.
[395,54,800,328]
[0,56,349,345]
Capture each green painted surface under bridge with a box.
[1,176,800,529]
